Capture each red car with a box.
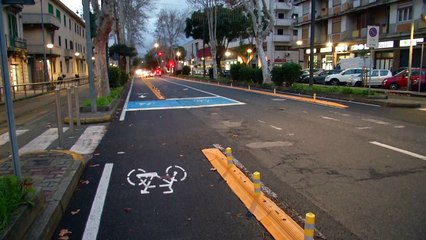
[382,68,426,91]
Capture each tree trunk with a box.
[256,38,270,83]
[94,37,110,97]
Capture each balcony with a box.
[275,2,292,11]
[64,49,75,59]
[274,19,293,27]
[272,34,291,42]
[27,44,62,56]
[22,13,60,30]
[5,35,27,50]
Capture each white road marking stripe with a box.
[419,108,426,111]
[356,127,372,130]
[321,116,340,121]
[270,125,282,130]
[19,128,68,154]
[362,118,390,125]
[394,125,405,129]
[125,102,245,111]
[257,120,266,124]
[120,77,135,121]
[370,141,426,161]
[271,98,286,101]
[0,129,28,146]
[70,126,106,155]
[82,163,113,240]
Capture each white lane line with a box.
[70,126,107,155]
[394,125,405,129]
[356,127,372,130]
[0,129,28,146]
[257,120,266,124]
[270,125,282,130]
[321,116,340,121]
[370,141,426,161]
[120,77,135,121]
[419,108,426,111]
[362,118,390,125]
[82,163,113,240]
[19,128,68,154]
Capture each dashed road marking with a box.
[356,127,372,130]
[257,120,266,124]
[362,118,390,125]
[394,125,405,129]
[418,108,426,111]
[321,116,340,121]
[270,125,282,130]
[70,126,107,155]
[370,141,426,161]
[82,163,113,240]
[19,128,68,154]
[0,129,28,146]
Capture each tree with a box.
[109,44,138,70]
[91,0,115,97]
[185,6,251,74]
[242,0,274,83]
[154,9,187,63]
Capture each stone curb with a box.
[0,151,85,240]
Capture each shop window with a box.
[397,6,412,22]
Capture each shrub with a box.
[120,70,129,86]
[0,176,34,231]
[281,62,301,86]
[82,86,123,107]
[208,68,214,79]
[182,66,191,75]
[108,66,121,88]
[238,65,252,82]
[230,63,243,81]
[271,66,284,86]
[250,68,263,84]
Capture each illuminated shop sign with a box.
[351,44,370,51]
[378,41,394,49]
[399,38,424,47]
[305,49,317,54]
[335,45,348,52]
[320,47,332,53]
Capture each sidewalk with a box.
[1,79,425,239]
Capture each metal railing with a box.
[0,77,89,104]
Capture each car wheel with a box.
[389,83,399,90]
[330,79,339,86]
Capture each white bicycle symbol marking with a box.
[127,165,187,195]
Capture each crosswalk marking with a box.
[19,128,68,154]
[0,130,29,146]
[70,126,107,155]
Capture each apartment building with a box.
[22,0,87,83]
[294,0,426,71]
[2,3,28,87]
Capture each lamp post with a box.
[154,42,160,68]
[296,40,303,66]
[46,43,54,81]
[419,42,425,92]
[176,51,181,73]
[75,52,80,77]
[247,48,252,66]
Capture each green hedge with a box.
[271,62,301,86]
[182,66,191,75]
[108,66,129,88]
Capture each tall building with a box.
[2,3,29,88]
[294,0,426,71]
[22,0,87,83]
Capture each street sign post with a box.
[367,26,379,95]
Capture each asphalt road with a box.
[55,76,426,239]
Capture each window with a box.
[293,29,298,36]
[60,61,63,73]
[7,14,17,47]
[64,15,66,27]
[332,17,341,34]
[56,9,61,20]
[65,39,68,49]
[380,70,388,76]
[70,41,73,50]
[277,28,284,35]
[278,13,284,19]
[371,70,379,77]
[48,3,53,14]
[58,36,61,47]
[397,6,412,22]
[69,19,71,30]
[303,2,309,16]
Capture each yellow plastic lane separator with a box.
[202,148,304,240]
[142,78,165,100]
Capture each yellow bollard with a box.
[304,212,315,240]
[225,147,234,167]
[313,93,316,102]
[253,171,261,196]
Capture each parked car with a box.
[324,68,364,85]
[298,68,323,83]
[382,68,426,90]
[349,69,392,87]
[312,69,342,84]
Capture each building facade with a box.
[2,3,28,89]
[22,0,87,83]
[294,0,426,71]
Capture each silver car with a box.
[349,69,392,87]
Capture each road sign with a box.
[367,26,379,49]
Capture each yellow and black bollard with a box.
[225,147,234,167]
[253,171,261,196]
[304,212,315,240]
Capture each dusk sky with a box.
[61,0,189,54]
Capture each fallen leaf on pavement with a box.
[90,164,100,168]
[59,229,72,237]
[71,209,80,215]
[80,180,90,185]
[210,168,217,172]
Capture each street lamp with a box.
[75,52,80,77]
[247,48,252,65]
[296,40,303,65]
[225,51,231,57]
[154,42,159,49]
[46,43,54,81]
